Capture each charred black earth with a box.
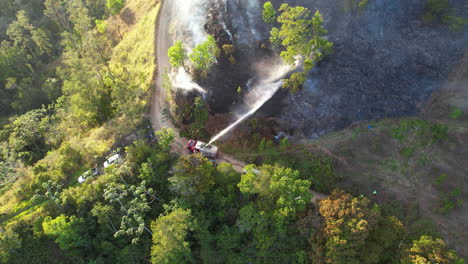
[197,0,468,138]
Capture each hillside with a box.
[0,0,466,263]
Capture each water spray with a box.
[208,60,297,145]
[208,80,283,144]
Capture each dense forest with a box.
[0,0,465,263]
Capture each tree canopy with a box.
[262,2,277,23]
[168,40,187,70]
[402,235,465,264]
[269,4,333,93]
[150,207,194,264]
[189,35,220,78]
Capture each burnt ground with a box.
[197,0,468,140]
[276,0,468,138]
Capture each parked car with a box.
[78,168,100,183]
[103,153,122,168]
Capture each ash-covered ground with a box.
[168,0,468,139]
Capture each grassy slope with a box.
[0,0,160,228]
[310,53,468,257]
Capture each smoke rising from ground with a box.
[170,0,209,45]
[171,68,207,95]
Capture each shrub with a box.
[107,0,124,15]
[262,2,277,23]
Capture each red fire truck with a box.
[186,139,218,159]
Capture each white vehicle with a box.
[78,168,100,183]
[103,154,122,168]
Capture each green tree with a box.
[189,35,220,78]
[239,164,311,220]
[270,4,333,92]
[361,216,406,263]
[32,180,62,209]
[150,207,194,264]
[0,161,16,187]
[401,235,465,264]
[319,190,381,264]
[155,127,175,152]
[169,153,215,204]
[262,2,277,23]
[103,180,159,244]
[2,108,55,164]
[7,10,51,57]
[44,0,71,31]
[106,0,124,15]
[237,164,311,259]
[168,40,187,71]
[187,96,208,139]
[95,19,107,33]
[282,72,307,94]
[0,229,22,263]
[42,214,89,250]
[91,202,118,233]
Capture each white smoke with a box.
[246,0,262,41]
[170,0,209,45]
[208,57,298,144]
[171,68,207,95]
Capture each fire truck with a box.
[186,139,218,160]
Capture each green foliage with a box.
[181,96,209,139]
[253,140,337,193]
[236,164,312,261]
[422,0,467,31]
[262,2,277,24]
[155,128,175,152]
[7,10,51,56]
[222,44,235,56]
[358,0,369,10]
[450,107,462,119]
[298,153,336,193]
[5,229,70,264]
[401,235,465,264]
[125,138,153,173]
[270,4,332,92]
[42,214,89,250]
[106,0,125,15]
[391,119,448,146]
[438,187,463,214]
[239,164,311,219]
[0,107,56,165]
[189,35,220,78]
[95,19,107,33]
[0,229,22,262]
[103,180,158,244]
[282,72,307,93]
[319,190,398,264]
[168,40,186,69]
[434,173,447,185]
[0,161,16,188]
[169,153,215,204]
[31,180,62,209]
[150,207,194,264]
